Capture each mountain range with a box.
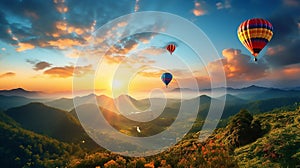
[0,86,299,167]
[1,85,300,118]
[0,88,44,98]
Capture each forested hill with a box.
[0,111,83,167]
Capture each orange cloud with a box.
[47,38,83,49]
[266,45,285,56]
[265,64,300,86]
[104,55,126,64]
[55,21,68,31]
[283,66,300,75]
[56,5,68,13]
[54,21,90,40]
[44,64,92,78]
[53,0,68,13]
[138,70,165,78]
[67,26,85,35]
[117,22,128,27]
[138,47,166,56]
[16,42,35,52]
[108,42,139,55]
[0,72,16,78]
[208,48,269,81]
[53,0,65,3]
[193,1,207,16]
[104,54,155,66]
[52,33,60,38]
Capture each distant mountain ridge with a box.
[0,95,36,110]
[0,88,44,98]
[200,85,271,93]
[3,86,300,113]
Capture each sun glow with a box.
[112,79,123,90]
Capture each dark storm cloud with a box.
[265,9,300,67]
[0,0,60,34]
[0,0,61,49]
[267,12,299,45]
[65,0,134,28]
[265,39,300,67]
[0,0,135,51]
[0,11,15,44]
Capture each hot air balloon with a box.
[166,44,176,55]
[237,18,273,61]
[161,72,173,88]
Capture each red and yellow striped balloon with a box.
[237,18,273,61]
[166,43,176,55]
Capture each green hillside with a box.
[1,98,299,167]
[4,103,99,150]
[0,111,83,167]
[67,107,300,167]
[234,109,300,167]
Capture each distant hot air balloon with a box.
[166,44,176,55]
[237,18,273,61]
[161,72,173,88]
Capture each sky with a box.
[0,0,299,97]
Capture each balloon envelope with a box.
[237,18,273,61]
[166,44,176,55]
[161,72,173,87]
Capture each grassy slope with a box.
[234,109,300,167]
[0,111,83,167]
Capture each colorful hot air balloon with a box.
[237,18,273,61]
[161,72,173,88]
[166,44,176,55]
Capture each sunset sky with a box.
[0,0,299,97]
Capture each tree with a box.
[225,109,262,148]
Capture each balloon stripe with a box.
[239,21,251,54]
[242,24,273,30]
[238,29,273,41]
[243,37,269,43]
[252,40,267,49]
[246,20,253,53]
[243,38,269,44]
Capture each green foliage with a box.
[223,109,263,148]
[1,98,300,167]
[4,102,99,150]
[0,111,84,167]
[247,97,300,114]
[235,110,300,167]
[68,138,238,168]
